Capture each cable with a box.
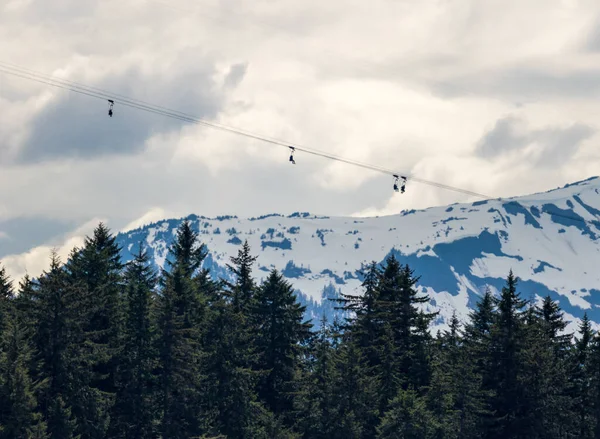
[1,62,599,230]
[0,61,490,198]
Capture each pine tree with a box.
[0,314,47,438]
[330,340,379,438]
[109,247,158,438]
[0,265,14,335]
[225,240,258,313]
[377,387,434,439]
[252,269,311,419]
[487,271,528,439]
[203,292,264,438]
[377,257,436,391]
[155,220,210,438]
[65,223,124,438]
[32,252,79,439]
[573,313,595,438]
[335,261,381,363]
[589,331,600,439]
[518,297,573,438]
[294,319,340,439]
[13,275,37,331]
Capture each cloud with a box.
[432,67,600,101]
[1,0,600,253]
[0,217,102,282]
[476,116,531,158]
[121,207,171,232]
[8,61,235,164]
[224,63,249,89]
[476,116,595,167]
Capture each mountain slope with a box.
[115,177,600,332]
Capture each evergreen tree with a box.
[518,297,573,438]
[573,313,595,438]
[0,315,47,438]
[155,220,210,438]
[109,247,158,438]
[377,387,434,439]
[65,223,124,438]
[487,271,528,439]
[330,340,379,438]
[0,265,14,335]
[13,275,37,331]
[335,261,381,364]
[589,331,600,439]
[252,269,311,419]
[32,252,79,439]
[225,240,258,313]
[203,292,264,438]
[294,319,340,439]
[378,257,436,391]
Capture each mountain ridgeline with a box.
[2,220,600,438]
[116,176,600,332]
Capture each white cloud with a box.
[0,217,103,281]
[1,0,600,249]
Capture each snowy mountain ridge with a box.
[115,177,600,333]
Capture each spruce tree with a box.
[487,271,528,439]
[331,340,379,438]
[225,240,258,313]
[519,297,573,438]
[65,223,124,438]
[0,314,47,438]
[294,319,340,438]
[155,220,210,438]
[0,265,14,335]
[252,269,311,419]
[377,387,434,439]
[203,292,264,438]
[32,252,79,439]
[573,313,595,438]
[109,247,158,438]
[377,257,436,391]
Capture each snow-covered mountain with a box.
[115,177,600,333]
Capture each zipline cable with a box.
[0,61,491,198]
[1,62,599,229]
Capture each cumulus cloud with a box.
[1,0,600,259]
[476,116,595,167]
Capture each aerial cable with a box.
[2,62,600,230]
[0,61,491,199]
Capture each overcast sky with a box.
[1,0,600,279]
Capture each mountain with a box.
[115,176,600,333]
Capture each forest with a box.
[0,220,599,439]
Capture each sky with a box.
[1,0,600,279]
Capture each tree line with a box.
[1,220,600,438]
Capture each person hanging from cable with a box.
[289,146,296,164]
[393,175,407,193]
[108,99,114,117]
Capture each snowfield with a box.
[116,177,600,334]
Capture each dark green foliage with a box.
[252,270,312,418]
[377,387,433,439]
[155,220,209,438]
[65,223,124,438]
[109,247,158,438]
[31,252,79,439]
[487,271,528,439]
[2,223,600,439]
[225,240,258,313]
[0,265,14,335]
[574,313,595,438]
[0,314,47,438]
